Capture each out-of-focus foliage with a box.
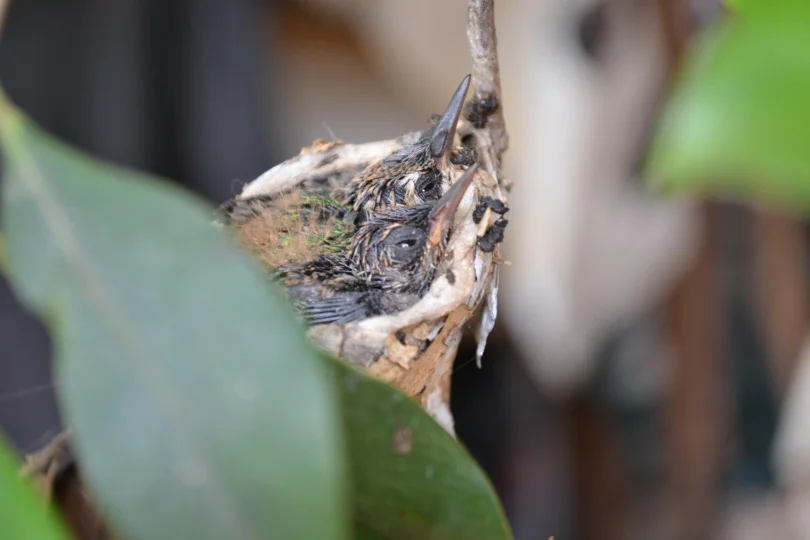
[0,437,70,540]
[0,90,512,539]
[0,89,350,540]
[333,361,512,540]
[648,3,810,212]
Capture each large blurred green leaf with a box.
[647,6,810,212]
[0,437,71,540]
[0,94,349,540]
[333,361,512,540]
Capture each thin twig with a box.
[467,0,508,160]
[19,428,72,478]
[19,428,72,503]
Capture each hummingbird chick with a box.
[343,74,472,213]
[290,165,479,326]
[220,74,477,276]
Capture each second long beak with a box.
[427,164,478,248]
[428,74,471,172]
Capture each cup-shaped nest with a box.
[227,133,506,434]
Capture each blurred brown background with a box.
[2,0,808,539]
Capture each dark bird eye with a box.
[416,170,442,201]
[385,228,425,265]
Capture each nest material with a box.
[231,122,507,434]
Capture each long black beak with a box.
[427,74,471,172]
[427,164,477,247]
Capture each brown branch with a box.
[19,428,72,477]
[20,428,73,502]
[466,0,508,161]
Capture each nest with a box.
[230,119,507,434]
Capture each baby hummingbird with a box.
[342,74,473,213]
[219,75,474,274]
[287,164,479,325]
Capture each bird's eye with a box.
[385,228,425,265]
[416,170,442,201]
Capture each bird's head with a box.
[346,75,471,213]
[350,164,477,292]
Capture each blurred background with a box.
[1,0,807,539]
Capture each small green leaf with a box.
[648,8,810,213]
[0,94,349,540]
[0,437,71,540]
[333,361,513,540]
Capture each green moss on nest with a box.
[300,194,346,209]
[313,219,354,254]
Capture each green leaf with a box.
[0,94,349,540]
[725,0,808,15]
[334,361,513,540]
[647,7,810,213]
[0,437,71,540]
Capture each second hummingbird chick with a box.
[342,74,473,214]
[289,165,479,325]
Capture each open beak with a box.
[427,164,477,247]
[428,74,471,172]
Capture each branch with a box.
[19,428,72,477]
[19,428,73,502]
[467,0,508,161]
